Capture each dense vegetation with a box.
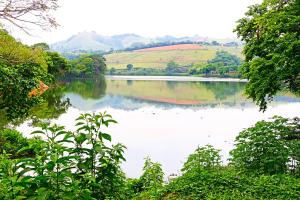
[235,0,300,110]
[0,29,107,121]
[0,114,299,199]
[189,51,242,77]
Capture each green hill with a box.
[104,46,243,69]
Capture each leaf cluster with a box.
[0,112,128,199]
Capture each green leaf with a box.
[75,133,87,144]
[101,133,112,142]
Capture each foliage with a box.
[235,0,300,110]
[0,63,50,120]
[140,157,164,192]
[127,64,134,71]
[189,51,242,77]
[73,112,126,199]
[160,168,300,200]
[32,43,50,51]
[181,145,221,173]
[0,129,45,159]
[130,157,164,199]
[159,139,300,199]
[165,62,179,74]
[46,51,70,76]
[230,116,300,176]
[0,30,55,121]
[69,54,107,77]
[0,112,128,199]
[0,29,48,69]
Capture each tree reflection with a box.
[64,76,107,99]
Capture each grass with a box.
[104,46,243,69]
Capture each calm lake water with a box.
[17,76,300,178]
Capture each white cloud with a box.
[10,0,261,45]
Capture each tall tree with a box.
[235,0,300,110]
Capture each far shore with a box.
[105,75,248,82]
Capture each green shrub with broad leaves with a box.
[230,116,300,176]
[1,115,300,199]
[158,117,300,200]
[181,144,221,173]
[0,112,127,199]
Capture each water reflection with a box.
[13,77,300,178]
[61,78,299,111]
[0,86,71,127]
[3,77,300,126]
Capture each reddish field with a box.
[134,44,203,52]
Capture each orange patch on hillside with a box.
[134,44,203,52]
[140,96,202,105]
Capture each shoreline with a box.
[105,75,248,82]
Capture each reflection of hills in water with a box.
[62,79,300,111]
[64,93,248,111]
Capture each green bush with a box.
[0,112,128,199]
[182,145,221,173]
[0,128,44,159]
[230,116,300,175]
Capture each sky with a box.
[9,0,261,45]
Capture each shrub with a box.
[230,116,300,175]
[0,112,128,199]
[0,128,44,159]
[181,144,221,173]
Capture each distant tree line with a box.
[189,51,242,77]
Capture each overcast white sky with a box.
[10,0,261,45]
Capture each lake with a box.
[17,76,300,178]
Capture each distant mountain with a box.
[51,31,241,53]
[51,32,149,53]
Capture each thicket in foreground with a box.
[0,115,300,199]
[0,112,127,199]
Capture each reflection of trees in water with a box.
[64,76,107,99]
[0,85,71,127]
[199,82,246,100]
[166,81,178,90]
[29,86,71,123]
[126,80,133,86]
[165,81,245,101]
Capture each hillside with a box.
[134,44,203,52]
[50,31,242,53]
[104,45,243,69]
[51,32,149,53]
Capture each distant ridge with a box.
[51,31,241,53]
[51,32,149,53]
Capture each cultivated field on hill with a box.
[134,44,203,52]
[104,45,243,69]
